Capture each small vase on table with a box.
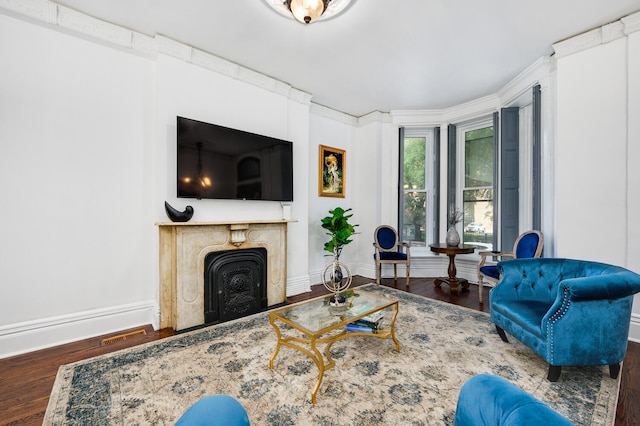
[446,226,460,246]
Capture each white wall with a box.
[630,28,640,341]
[555,20,640,340]
[155,53,312,297]
[0,12,312,357]
[627,30,640,280]
[556,40,628,263]
[307,108,355,283]
[351,116,399,280]
[0,13,157,355]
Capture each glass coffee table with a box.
[269,289,400,403]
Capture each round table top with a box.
[429,243,476,255]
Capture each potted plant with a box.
[320,207,358,307]
[321,207,358,259]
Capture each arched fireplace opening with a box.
[204,248,268,324]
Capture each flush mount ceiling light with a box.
[264,0,353,24]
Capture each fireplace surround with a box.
[157,220,292,331]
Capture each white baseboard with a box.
[0,300,158,359]
[353,256,467,282]
[629,312,640,343]
[286,274,311,297]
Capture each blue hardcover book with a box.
[346,323,377,333]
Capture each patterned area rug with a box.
[44,285,620,425]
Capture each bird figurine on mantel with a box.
[164,201,194,222]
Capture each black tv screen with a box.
[177,117,293,201]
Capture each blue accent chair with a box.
[490,258,640,381]
[477,230,543,303]
[454,374,573,425]
[175,395,250,426]
[373,225,411,286]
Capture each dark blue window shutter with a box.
[500,107,519,251]
[532,85,542,231]
[434,127,441,243]
[492,112,499,248]
[398,127,405,234]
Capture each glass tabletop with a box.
[271,289,397,335]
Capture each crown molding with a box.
[553,10,640,59]
[310,103,358,125]
[390,109,445,127]
[0,0,56,23]
[390,94,500,127]
[497,56,553,106]
[357,111,392,126]
[0,0,312,106]
[622,11,640,35]
[56,5,131,48]
[441,94,500,124]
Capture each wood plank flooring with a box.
[0,276,637,425]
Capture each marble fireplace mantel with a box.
[157,220,294,330]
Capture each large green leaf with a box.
[320,207,358,255]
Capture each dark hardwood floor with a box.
[0,276,637,425]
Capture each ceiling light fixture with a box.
[264,0,353,24]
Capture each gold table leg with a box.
[269,302,400,404]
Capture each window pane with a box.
[403,137,425,190]
[402,191,426,246]
[462,124,494,251]
[463,189,493,250]
[465,128,493,188]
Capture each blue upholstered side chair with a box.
[490,258,640,382]
[477,230,543,303]
[373,225,411,286]
[175,395,250,426]
[454,374,573,425]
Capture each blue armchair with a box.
[454,374,572,426]
[477,230,543,303]
[490,258,640,381]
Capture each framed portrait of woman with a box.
[318,145,345,198]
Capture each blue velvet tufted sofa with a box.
[490,258,640,381]
[454,374,573,425]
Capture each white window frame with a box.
[456,117,495,250]
[455,107,536,251]
[400,128,436,257]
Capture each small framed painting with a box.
[318,145,345,198]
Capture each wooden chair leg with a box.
[609,363,621,379]
[495,325,509,343]
[405,265,410,287]
[376,263,380,285]
[478,275,484,303]
[547,365,562,382]
[393,264,397,283]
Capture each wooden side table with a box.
[429,243,476,295]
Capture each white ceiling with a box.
[53,0,640,117]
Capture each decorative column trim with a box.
[553,10,640,59]
[622,11,640,35]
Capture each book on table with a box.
[346,313,384,333]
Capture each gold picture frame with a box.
[318,145,345,197]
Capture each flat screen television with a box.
[176,116,293,201]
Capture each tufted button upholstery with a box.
[454,374,573,426]
[477,230,544,303]
[490,258,640,382]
